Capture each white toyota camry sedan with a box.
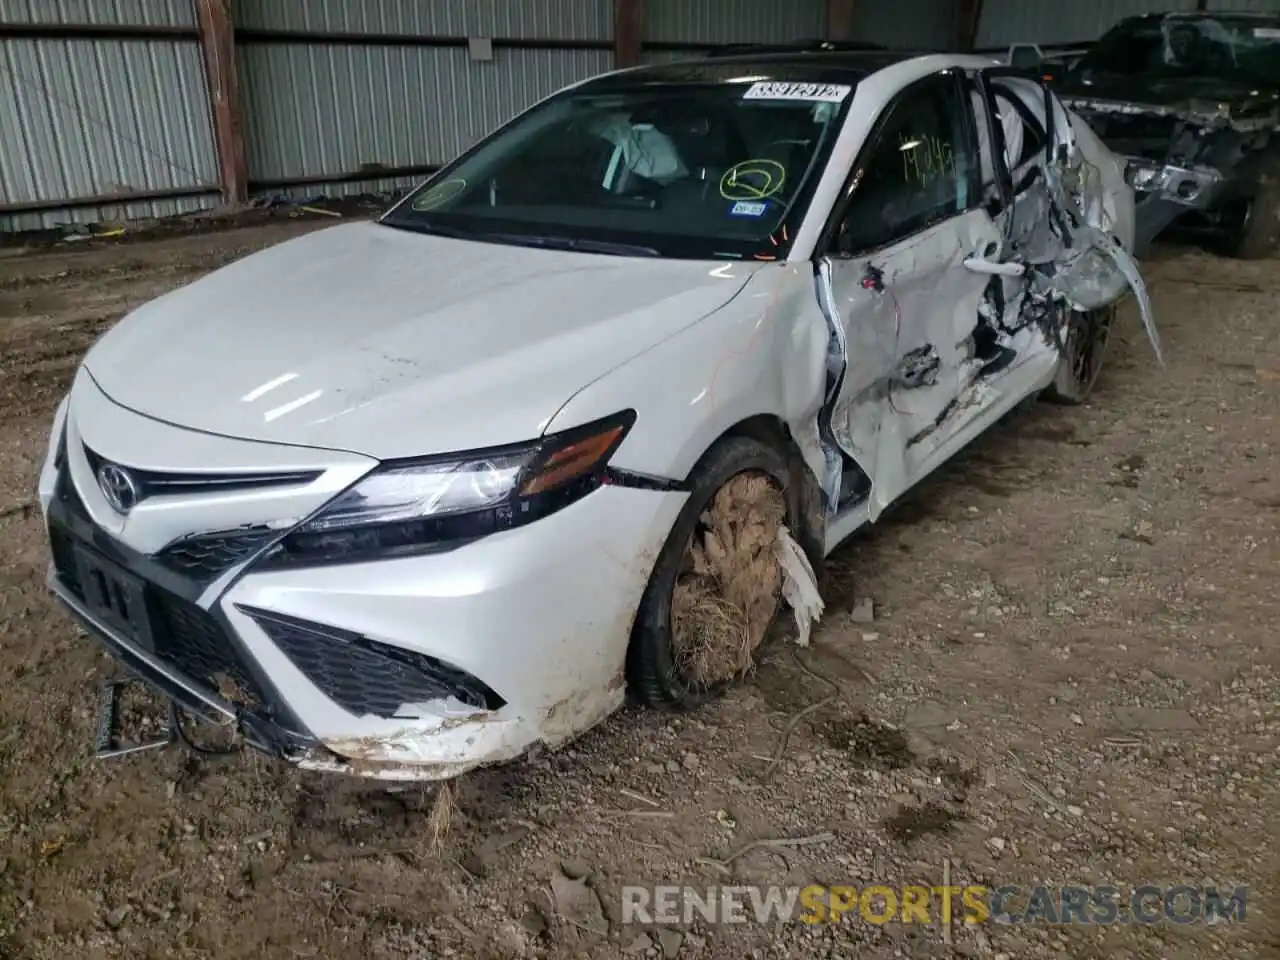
[40,49,1157,779]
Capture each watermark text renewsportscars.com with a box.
[621,884,1248,926]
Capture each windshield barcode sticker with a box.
[743,82,851,103]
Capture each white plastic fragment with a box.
[775,526,824,647]
[1093,236,1163,366]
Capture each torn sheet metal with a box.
[776,526,823,647]
[991,75,1162,366]
[1063,95,1278,134]
[815,258,849,511]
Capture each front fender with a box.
[546,264,830,485]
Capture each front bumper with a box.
[42,386,686,780]
[1125,159,1227,256]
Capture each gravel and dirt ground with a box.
[0,221,1276,960]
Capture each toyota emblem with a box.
[97,462,139,514]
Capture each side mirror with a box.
[1007,43,1044,70]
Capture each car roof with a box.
[580,49,942,92]
[1133,9,1280,20]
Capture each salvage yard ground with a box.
[0,220,1277,959]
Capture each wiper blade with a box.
[380,219,659,257]
[379,217,473,240]
[483,233,660,258]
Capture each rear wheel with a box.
[1041,304,1114,406]
[628,436,792,710]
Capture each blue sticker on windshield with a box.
[730,200,768,217]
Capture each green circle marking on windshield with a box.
[720,160,786,201]
[411,178,467,211]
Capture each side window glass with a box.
[836,78,975,253]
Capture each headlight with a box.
[257,411,635,568]
[1124,160,1165,192]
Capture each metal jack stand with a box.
[93,677,177,760]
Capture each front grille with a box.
[150,592,265,709]
[242,607,504,720]
[49,524,82,597]
[82,443,320,501]
[1079,111,1181,161]
[48,470,267,712]
[155,527,277,582]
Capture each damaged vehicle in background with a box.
[1052,11,1280,258]
[40,51,1158,781]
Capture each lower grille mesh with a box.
[243,608,503,719]
[49,511,266,711]
[155,528,277,583]
[150,592,265,709]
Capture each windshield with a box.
[1078,15,1280,86]
[381,79,854,260]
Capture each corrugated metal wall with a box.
[0,0,192,26]
[1204,0,1280,10]
[0,0,218,232]
[235,0,613,198]
[236,0,613,39]
[642,0,955,51]
[239,45,612,198]
[643,0,824,44]
[975,0,1198,48]
[850,0,957,50]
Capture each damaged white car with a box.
[41,51,1157,780]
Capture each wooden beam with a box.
[614,0,644,69]
[826,0,857,42]
[955,0,984,52]
[195,0,248,206]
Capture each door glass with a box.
[837,77,976,253]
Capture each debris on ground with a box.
[763,650,842,780]
[426,779,456,850]
[622,932,652,954]
[850,596,875,624]
[656,927,684,958]
[696,831,835,869]
[549,863,607,937]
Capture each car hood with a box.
[1058,71,1280,125]
[85,221,757,459]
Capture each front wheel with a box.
[1042,304,1115,406]
[627,436,793,710]
[1225,173,1280,260]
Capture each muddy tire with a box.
[1225,172,1280,261]
[1042,305,1114,406]
[628,436,792,710]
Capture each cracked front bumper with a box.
[1127,159,1226,255]
[43,442,685,780]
